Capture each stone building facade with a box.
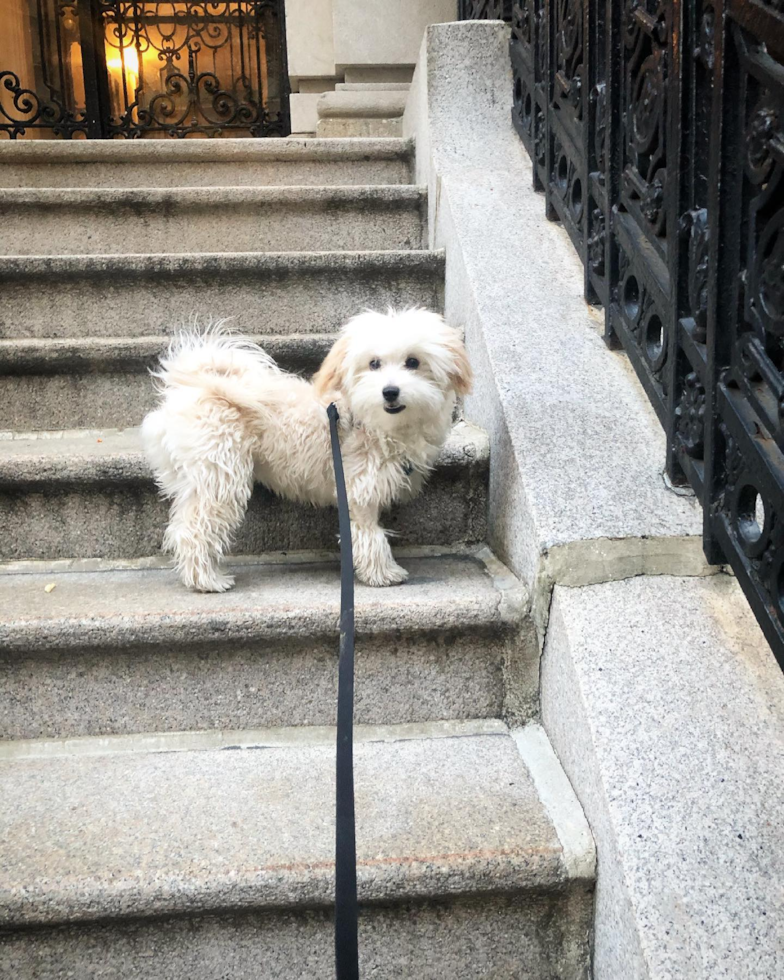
[286,0,455,136]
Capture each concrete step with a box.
[0,137,414,188]
[0,186,427,256]
[0,249,444,340]
[0,334,341,429]
[0,547,533,740]
[0,422,488,561]
[0,723,595,979]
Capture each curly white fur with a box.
[141,309,472,592]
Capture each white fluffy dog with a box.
[141,309,472,593]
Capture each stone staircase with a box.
[0,137,594,978]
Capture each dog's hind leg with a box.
[164,454,254,593]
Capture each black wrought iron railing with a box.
[0,0,290,138]
[460,0,784,667]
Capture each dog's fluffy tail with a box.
[152,323,282,418]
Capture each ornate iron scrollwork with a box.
[587,207,605,275]
[0,69,87,139]
[0,0,289,138]
[676,372,707,458]
[592,82,606,180]
[512,1,533,44]
[458,1,512,18]
[694,3,716,69]
[718,419,784,627]
[99,0,288,138]
[547,0,585,256]
[745,96,784,340]
[551,133,584,224]
[0,0,92,138]
[680,207,710,343]
[621,0,669,242]
[554,0,583,118]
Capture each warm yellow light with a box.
[106,45,139,76]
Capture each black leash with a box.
[327,403,359,980]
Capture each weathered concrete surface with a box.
[0,728,594,979]
[0,717,509,759]
[285,0,336,84]
[344,67,414,84]
[542,575,784,980]
[0,250,444,341]
[0,186,427,255]
[0,137,413,187]
[513,723,596,884]
[1,368,161,431]
[403,22,703,614]
[0,423,488,560]
[531,534,720,641]
[0,550,536,738]
[289,91,324,135]
[318,90,408,118]
[332,0,456,70]
[0,895,593,980]
[0,729,575,919]
[317,89,407,137]
[336,82,412,91]
[0,334,332,430]
[0,549,522,653]
[1,732,570,920]
[318,117,404,137]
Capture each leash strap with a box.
[327,403,359,980]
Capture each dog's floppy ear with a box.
[313,333,350,398]
[444,331,473,396]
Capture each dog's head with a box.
[313,309,472,430]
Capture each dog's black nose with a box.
[382,386,400,403]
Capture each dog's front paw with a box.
[186,570,236,593]
[356,562,409,587]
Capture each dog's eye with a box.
[369,358,381,371]
[405,357,420,370]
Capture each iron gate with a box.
[460,0,784,668]
[0,0,290,138]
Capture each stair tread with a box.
[0,187,427,256]
[0,547,523,651]
[0,136,413,165]
[0,333,335,372]
[0,184,425,205]
[0,247,444,277]
[0,249,445,345]
[0,421,488,484]
[0,725,573,928]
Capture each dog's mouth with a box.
[384,404,406,415]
